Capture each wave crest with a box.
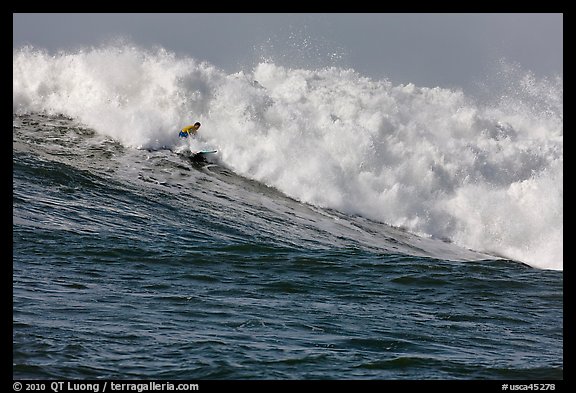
[13,44,563,269]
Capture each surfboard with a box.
[194,150,217,155]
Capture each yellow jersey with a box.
[179,125,199,138]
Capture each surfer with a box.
[179,122,201,138]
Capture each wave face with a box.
[13,113,563,379]
[13,44,563,270]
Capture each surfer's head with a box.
[193,122,201,130]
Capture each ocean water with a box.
[13,44,562,380]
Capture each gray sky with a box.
[13,13,563,91]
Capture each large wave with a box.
[13,44,563,270]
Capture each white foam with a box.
[13,44,563,270]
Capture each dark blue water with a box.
[13,114,563,380]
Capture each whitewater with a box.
[13,43,563,270]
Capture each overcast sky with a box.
[13,13,563,91]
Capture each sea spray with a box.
[13,44,221,149]
[13,44,563,270]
